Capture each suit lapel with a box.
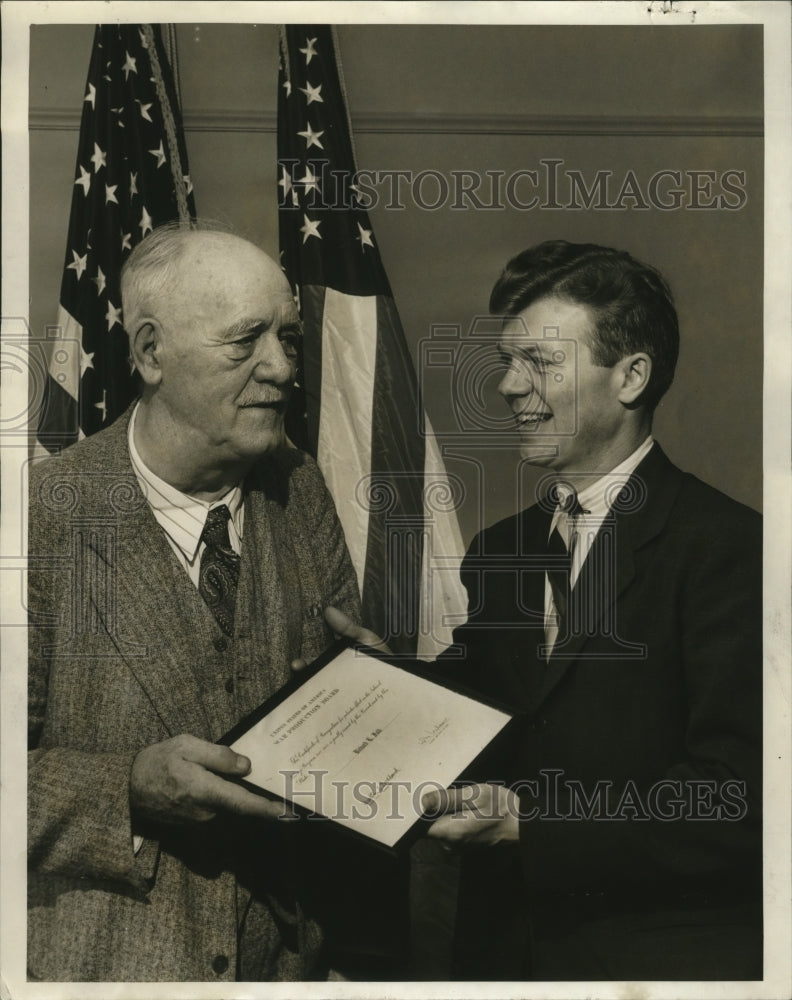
[516,503,554,677]
[235,460,303,707]
[83,407,215,738]
[531,444,685,710]
[112,515,216,738]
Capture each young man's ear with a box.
[616,352,652,407]
[129,319,164,387]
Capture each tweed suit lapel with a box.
[83,407,215,738]
[235,459,303,709]
[532,444,685,710]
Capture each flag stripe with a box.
[36,375,80,453]
[418,418,468,659]
[360,295,426,653]
[316,287,379,593]
[298,284,325,455]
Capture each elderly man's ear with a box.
[130,320,164,387]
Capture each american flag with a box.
[278,25,467,659]
[36,24,195,455]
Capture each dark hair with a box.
[489,240,679,411]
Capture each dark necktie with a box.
[546,525,570,626]
[198,505,240,637]
[546,492,586,633]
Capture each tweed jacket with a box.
[27,406,361,982]
[442,444,762,979]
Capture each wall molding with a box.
[29,107,764,137]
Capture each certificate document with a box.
[227,646,512,848]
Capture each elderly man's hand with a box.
[422,783,520,848]
[290,606,392,672]
[130,734,293,825]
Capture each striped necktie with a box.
[198,505,240,637]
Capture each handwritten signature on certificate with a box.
[418,717,450,745]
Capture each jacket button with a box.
[224,677,234,694]
[213,636,228,652]
[212,954,229,975]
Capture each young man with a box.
[422,241,762,980]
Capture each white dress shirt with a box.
[127,403,245,585]
[544,435,654,654]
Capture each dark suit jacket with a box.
[27,407,361,981]
[441,444,762,980]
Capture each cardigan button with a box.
[224,677,235,694]
[211,954,229,975]
[213,636,229,652]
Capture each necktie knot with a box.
[202,505,233,549]
[558,490,586,517]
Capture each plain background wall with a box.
[29,23,763,543]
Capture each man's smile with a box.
[514,408,552,427]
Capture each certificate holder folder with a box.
[220,639,516,853]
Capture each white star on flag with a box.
[299,37,318,65]
[39,25,198,452]
[106,301,122,331]
[299,215,322,244]
[95,390,108,421]
[297,166,320,194]
[140,207,153,236]
[90,142,106,173]
[67,250,88,280]
[122,51,137,80]
[74,165,91,195]
[283,78,292,97]
[149,142,166,168]
[80,347,95,376]
[299,82,323,105]
[356,222,375,251]
[297,123,325,150]
[279,165,293,200]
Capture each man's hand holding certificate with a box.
[223,624,513,850]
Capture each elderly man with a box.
[419,240,763,980]
[27,223,361,981]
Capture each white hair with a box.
[120,219,238,338]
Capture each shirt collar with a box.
[551,435,654,525]
[574,435,654,520]
[127,403,244,563]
